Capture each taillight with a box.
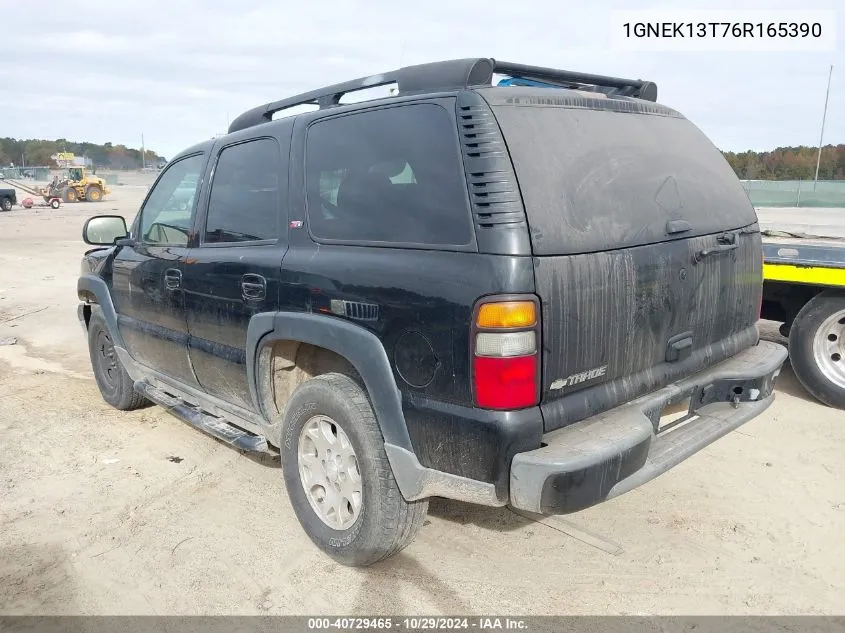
[471,297,540,410]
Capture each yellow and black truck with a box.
[762,233,845,408]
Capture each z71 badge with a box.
[550,365,608,390]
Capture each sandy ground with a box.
[1,183,844,615]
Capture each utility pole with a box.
[814,64,834,190]
[141,133,146,170]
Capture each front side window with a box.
[204,138,281,244]
[138,154,205,246]
[305,104,472,246]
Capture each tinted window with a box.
[305,104,472,245]
[139,154,205,245]
[490,100,758,256]
[205,138,280,243]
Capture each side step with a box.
[134,381,270,453]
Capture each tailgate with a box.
[534,230,762,429]
[483,88,762,430]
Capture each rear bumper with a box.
[509,340,788,514]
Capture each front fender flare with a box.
[77,273,124,348]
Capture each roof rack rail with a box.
[227,58,657,134]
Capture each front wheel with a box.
[0,197,12,212]
[789,291,845,408]
[281,373,427,566]
[87,307,147,410]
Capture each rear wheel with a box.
[87,308,147,410]
[788,291,845,408]
[281,373,427,566]
[0,197,12,212]
[85,185,102,202]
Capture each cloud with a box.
[0,0,842,158]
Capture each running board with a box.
[134,381,270,453]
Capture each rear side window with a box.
[205,138,280,243]
[305,104,472,246]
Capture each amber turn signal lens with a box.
[476,301,536,329]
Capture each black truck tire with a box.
[1,197,12,212]
[281,372,427,566]
[87,307,147,411]
[788,290,845,409]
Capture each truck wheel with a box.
[87,307,147,411]
[85,185,102,202]
[62,188,77,203]
[0,197,11,211]
[281,373,427,566]
[788,291,845,408]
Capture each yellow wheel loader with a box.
[52,167,111,203]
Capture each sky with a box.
[0,0,842,160]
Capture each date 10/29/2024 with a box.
[307,617,529,631]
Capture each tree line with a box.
[1,137,844,180]
[0,138,165,170]
[721,144,845,180]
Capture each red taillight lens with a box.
[473,355,538,410]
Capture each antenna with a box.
[813,64,834,190]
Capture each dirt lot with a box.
[1,180,843,615]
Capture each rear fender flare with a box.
[246,312,414,453]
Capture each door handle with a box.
[241,274,266,301]
[164,268,182,290]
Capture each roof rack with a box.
[228,58,658,134]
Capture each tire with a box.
[281,373,427,566]
[87,307,147,411]
[85,185,102,202]
[50,198,60,209]
[788,291,845,408]
[62,187,77,203]
[0,197,11,212]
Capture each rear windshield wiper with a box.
[694,232,737,263]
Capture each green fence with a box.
[742,180,845,208]
[1,167,55,181]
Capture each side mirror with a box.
[83,215,129,246]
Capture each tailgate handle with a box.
[694,232,738,263]
[665,219,691,235]
[666,331,693,362]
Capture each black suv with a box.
[78,58,787,566]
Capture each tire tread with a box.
[283,372,427,566]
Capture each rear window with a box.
[488,96,758,256]
[305,103,473,246]
[205,138,280,243]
